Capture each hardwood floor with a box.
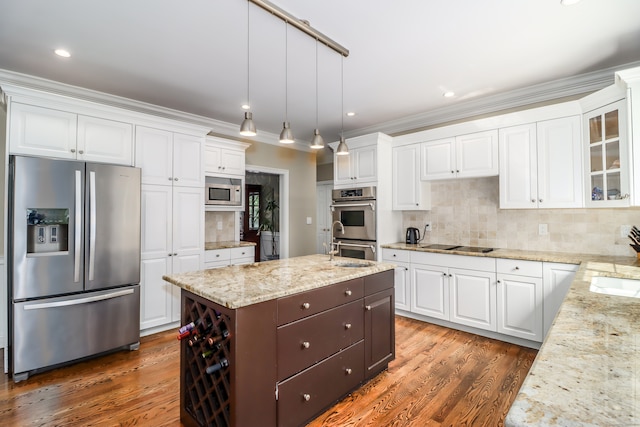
[0,316,536,426]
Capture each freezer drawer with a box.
[12,285,140,378]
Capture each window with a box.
[248,190,260,231]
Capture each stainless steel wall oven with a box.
[331,187,376,260]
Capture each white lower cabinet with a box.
[542,262,578,337]
[204,246,255,269]
[389,249,577,345]
[496,259,543,342]
[382,249,411,311]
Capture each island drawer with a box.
[277,277,364,326]
[277,340,364,427]
[277,299,364,381]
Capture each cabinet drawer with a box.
[204,249,230,263]
[411,251,495,272]
[497,258,542,277]
[277,299,364,381]
[230,246,254,259]
[381,248,410,263]
[277,340,364,427]
[277,278,364,326]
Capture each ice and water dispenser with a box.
[26,208,69,254]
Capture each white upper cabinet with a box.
[135,126,203,187]
[392,144,430,210]
[334,144,377,186]
[421,130,498,180]
[499,116,583,209]
[203,136,249,178]
[583,99,629,207]
[9,102,133,165]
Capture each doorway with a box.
[243,165,289,261]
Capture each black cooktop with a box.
[417,243,494,253]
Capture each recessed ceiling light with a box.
[443,91,455,98]
[346,112,356,117]
[54,49,71,58]
[560,0,581,5]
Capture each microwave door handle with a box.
[330,202,375,211]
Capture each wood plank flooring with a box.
[0,316,536,426]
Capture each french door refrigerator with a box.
[8,155,141,382]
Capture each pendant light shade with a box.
[310,129,325,149]
[239,0,257,137]
[279,121,294,143]
[336,136,349,155]
[240,111,256,136]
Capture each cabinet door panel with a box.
[393,144,421,210]
[140,257,172,330]
[334,153,352,184]
[77,115,133,165]
[172,187,204,255]
[364,288,394,378]
[411,265,449,320]
[220,149,245,176]
[450,269,496,331]
[135,126,173,185]
[542,263,578,336]
[173,133,203,187]
[355,146,377,182]
[499,124,537,209]
[537,116,583,208]
[456,130,498,178]
[421,138,455,180]
[497,274,542,341]
[140,185,172,259]
[392,264,410,311]
[9,102,77,159]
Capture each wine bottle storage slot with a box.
[182,295,232,427]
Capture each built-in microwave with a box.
[205,177,242,206]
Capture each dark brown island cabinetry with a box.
[178,270,395,427]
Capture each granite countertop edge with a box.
[204,240,257,251]
[163,254,395,309]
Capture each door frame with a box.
[245,165,289,260]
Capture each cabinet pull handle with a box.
[456,170,459,173]
[302,341,310,349]
[405,267,408,271]
[442,272,447,277]
[302,302,310,309]
[345,290,352,296]
[449,273,452,277]
[174,253,178,256]
[450,170,454,174]
[168,177,173,181]
[174,177,179,181]
[392,254,396,257]
[303,394,311,402]
[71,148,76,153]
[365,305,372,311]
[514,266,520,270]
[78,150,84,154]
[531,199,536,203]
[168,253,173,257]
[497,280,501,284]
[345,368,352,375]
[345,323,352,330]
[539,199,542,203]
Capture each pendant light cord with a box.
[341,54,344,139]
[284,21,288,122]
[315,40,319,128]
[246,0,250,107]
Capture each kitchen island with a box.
[163,254,396,427]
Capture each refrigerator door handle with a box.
[23,288,135,310]
[74,170,82,283]
[88,170,97,281]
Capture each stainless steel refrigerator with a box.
[8,155,141,382]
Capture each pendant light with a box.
[336,54,349,156]
[239,0,256,136]
[279,22,294,144]
[310,40,325,149]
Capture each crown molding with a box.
[345,60,640,138]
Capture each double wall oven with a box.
[331,187,376,260]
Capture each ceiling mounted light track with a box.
[248,0,349,58]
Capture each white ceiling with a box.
[1,0,640,146]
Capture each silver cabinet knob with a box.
[450,170,454,174]
[174,177,178,181]
[302,302,310,309]
[392,254,396,257]
[345,368,352,375]
[539,199,543,203]
[531,199,536,203]
[302,341,310,349]
[345,323,352,330]
[365,305,372,311]
[78,150,84,154]
[514,266,520,270]
[303,394,311,401]
[345,290,352,296]
[168,177,173,181]
[70,148,76,153]
[456,170,459,173]
[168,253,173,257]
[174,253,178,256]
[442,272,447,277]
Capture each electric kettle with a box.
[406,227,420,244]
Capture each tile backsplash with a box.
[402,176,640,256]
[205,211,236,242]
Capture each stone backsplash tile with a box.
[205,211,236,242]
[402,176,640,256]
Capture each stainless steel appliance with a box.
[8,155,141,382]
[331,187,376,260]
[205,176,242,206]
[406,227,420,244]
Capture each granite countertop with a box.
[383,242,640,426]
[204,240,256,251]
[163,254,395,309]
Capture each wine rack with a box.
[181,294,233,427]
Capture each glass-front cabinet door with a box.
[584,99,629,207]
